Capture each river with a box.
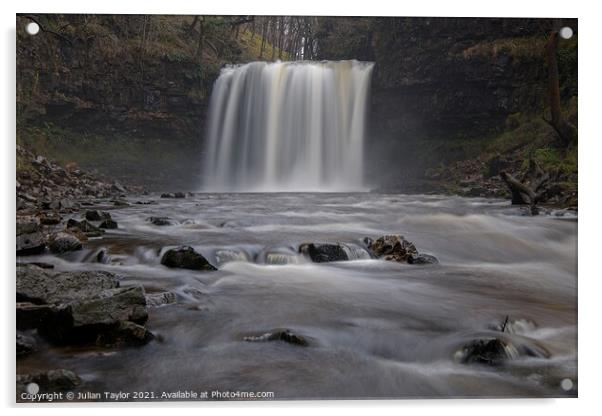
[17,192,577,399]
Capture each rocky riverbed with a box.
[16,186,577,401]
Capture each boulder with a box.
[160,193,175,198]
[161,246,216,271]
[368,235,418,262]
[49,232,83,253]
[244,329,308,347]
[17,216,41,235]
[17,265,119,305]
[17,265,151,345]
[96,321,154,346]
[17,302,58,330]
[69,286,148,327]
[84,210,111,221]
[17,332,37,356]
[456,337,549,366]
[408,253,439,265]
[16,232,46,256]
[111,182,127,193]
[17,369,81,393]
[37,286,149,344]
[16,216,45,255]
[299,243,349,263]
[457,338,511,365]
[67,219,104,237]
[147,216,174,226]
[146,291,177,308]
[39,212,61,225]
[174,192,186,198]
[99,219,118,229]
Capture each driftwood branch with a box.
[501,159,550,215]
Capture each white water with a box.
[202,60,374,192]
[19,193,577,398]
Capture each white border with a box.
[2,1,600,414]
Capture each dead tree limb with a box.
[501,159,550,215]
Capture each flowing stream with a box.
[202,61,374,192]
[18,193,577,399]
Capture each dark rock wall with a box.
[17,15,208,140]
[316,17,578,186]
[17,15,578,190]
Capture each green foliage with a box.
[527,145,577,175]
[239,29,291,61]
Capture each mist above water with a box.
[202,60,374,192]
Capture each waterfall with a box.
[202,60,374,192]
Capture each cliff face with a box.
[316,17,578,186]
[17,15,578,192]
[16,15,255,190]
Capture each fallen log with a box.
[500,159,550,215]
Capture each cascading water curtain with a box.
[202,60,374,192]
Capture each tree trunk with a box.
[271,17,277,61]
[195,17,204,61]
[545,31,577,146]
[259,19,267,59]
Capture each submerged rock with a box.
[161,192,186,199]
[456,337,549,366]
[145,291,177,308]
[457,338,512,365]
[99,219,118,229]
[244,329,309,347]
[147,216,174,226]
[299,243,349,263]
[84,210,111,221]
[48,232,83,253]
[161,246,216,271]
[408,253,439,265]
